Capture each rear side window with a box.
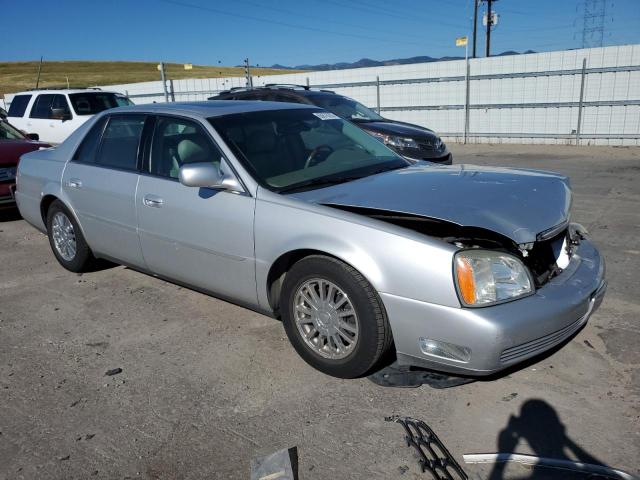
[95,115,146,171]
[68,92,133,115]
[73,117,108,163]
[8,95,32,117]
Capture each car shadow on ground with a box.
[0,208,22,222]
[486,399,614,480]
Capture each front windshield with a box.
[308,94,383,121]
[68,92,134,115]
[209,108,408,192]
[0,120,26,140]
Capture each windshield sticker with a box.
[313,112,340,120]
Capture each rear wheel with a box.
[280,255,393,378]
[46,200,97,273]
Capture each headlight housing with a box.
[454,250,533,307]
[365,130,419,149]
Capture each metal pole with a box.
[575,58,587,145]
[169,79,175,102]
[159,62,169,102]
[464,44,470,144]
[486,0,492,57]
[472,0,478,58]
[306,77,310,88]
[35,56,43,89]
[376,76,381,114]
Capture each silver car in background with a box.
[15,101,606,378]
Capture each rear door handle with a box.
[143,194,164,208]
[66,178,82,189]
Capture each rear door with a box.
[6,94,33,132]
[62,114,147,267]
[136,114,257,304]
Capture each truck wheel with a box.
[46,200,96,273]
[280,255,393,378]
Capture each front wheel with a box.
[280,255,393,378]
[46,200,97,273]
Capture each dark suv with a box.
[209,85,452,164]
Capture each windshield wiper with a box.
[279,164,406,194]
[278,174,363,194]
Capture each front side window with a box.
[29,94,70,119]
[68,92,133,116]
[150,116,221,179]
[8,95,32,117]
[95,115,145,170]
[0,120,27,140]
[209,108,408,192]
[308,95,383,122]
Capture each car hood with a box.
[0,140,50,166]
[290,163,572,245]
[355,119,438,140]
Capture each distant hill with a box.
[0,61,303,96]
[272,50,537,71]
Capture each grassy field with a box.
[0,61,303,96]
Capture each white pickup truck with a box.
[6,89,133,144]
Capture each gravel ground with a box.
[0,144,638,480]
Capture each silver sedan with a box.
[15,101,606,378]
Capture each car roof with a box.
[109,100,318,118]
[12,89,123,95]
[216,86,337,98]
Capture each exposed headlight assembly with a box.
[366,130,419,149]
[454,250,533,307]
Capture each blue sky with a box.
[3,0,640,66]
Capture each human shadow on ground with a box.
[487,399,618,480]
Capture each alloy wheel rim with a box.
[293,278,359,359]
[51,212,77,261]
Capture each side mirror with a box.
[26,132,40,141]
[178,161,243,193]
[51,108,71,121]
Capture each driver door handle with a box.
[143,194,164,208]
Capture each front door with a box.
[62,114,146,267]
[27,93,75,144]
[136,115,257,305]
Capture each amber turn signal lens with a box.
[456,257,476,305]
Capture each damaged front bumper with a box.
[383,232,606,376]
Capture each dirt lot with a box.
[1,144,638,479]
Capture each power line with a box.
[228,0,438,41]
[154,0,432,47]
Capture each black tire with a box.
[46,200,97,273]
[280,255,393,378]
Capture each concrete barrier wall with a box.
[4,44,639,145]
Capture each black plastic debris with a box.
[368,362,474,389]
[250,446,298,480]
[105,368,122,376]
[386,416,468,480]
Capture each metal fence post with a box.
[159,62,169,103]
[464,51,470,144]
[376,76,381,114]
[169,79,175,102]
[306,77,310,87]
[575,58,587,146]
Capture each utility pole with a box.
[35,56,43,89]
[472,0,478,58]
[159,62,169,102]
[485,0,492,57]
[244,58,253,89]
